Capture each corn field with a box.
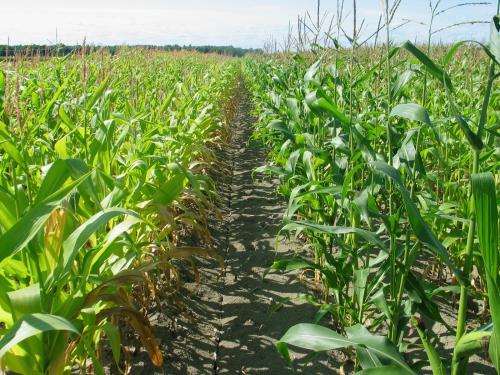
[0,6,499,375]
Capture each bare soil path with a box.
[129,87,338,374]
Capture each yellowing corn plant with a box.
[0,49,238,374]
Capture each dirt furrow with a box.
[130,90,337,374]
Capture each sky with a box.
[1,0,497,48]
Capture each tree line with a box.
[0,44,262,58]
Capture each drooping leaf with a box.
[305,60,321,83]
[390,103,431,127]
[278,323,415,374]
[0,314,79,359]
[400,41,453,90]
[305,91,350,126]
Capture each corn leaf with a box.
[472,172,498,279]
[413,320,446,375]
[472,172,499,370]
[390,103,431,127]
[0,174,88,263]
[0,122,25,168]
[282,220,386,250]
[356,366,406,375]
[85,76,110,111]
[491,16,500,64]
[51,207,139,286]
[400,41,453,90]
[278,323,415,374]
[0,313,79,359]
[305,91,350,126]
[371,161,464,283]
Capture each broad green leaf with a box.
[0,191,17,230]
[159,89,175,113]
[346,325,382,369]
[444,85,483,151]
[472,172,498,280]
[285,98,300,121]
[279,323,415,374]
[371,289,391,321]
[272,258,319,272]
[0,174,88,263]
[7,284,42,321]
[254,165,286,176]
[405,272,444,324]
[50,207,139,286]
[452,329,492,371]
[36,159,99,208]
[152,172,186,206]
[35,160,72,204]
[302,150,315,181]
[472,175,500,375]
[5,285,44,362]
[39,68,75,126]
[102,322,121,366]
[390,103,431,127]
[342,164,364,208]
[305,60,321,83]
[276,342,292,366]
[391,70,415,100]
[490,327,500,373]
[90,216,142,272]
[284,149,300,174]
[54,137,68,159]
[305,91,350,125]
[266,120,295,142]
[0,313,79,359]
[354,268,369,311]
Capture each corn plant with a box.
[0,50,238,373]
[246,10,499,375]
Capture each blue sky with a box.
[2,0,497,48]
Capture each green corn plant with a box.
[244,7,499,374]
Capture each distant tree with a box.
[0,44,262,58]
